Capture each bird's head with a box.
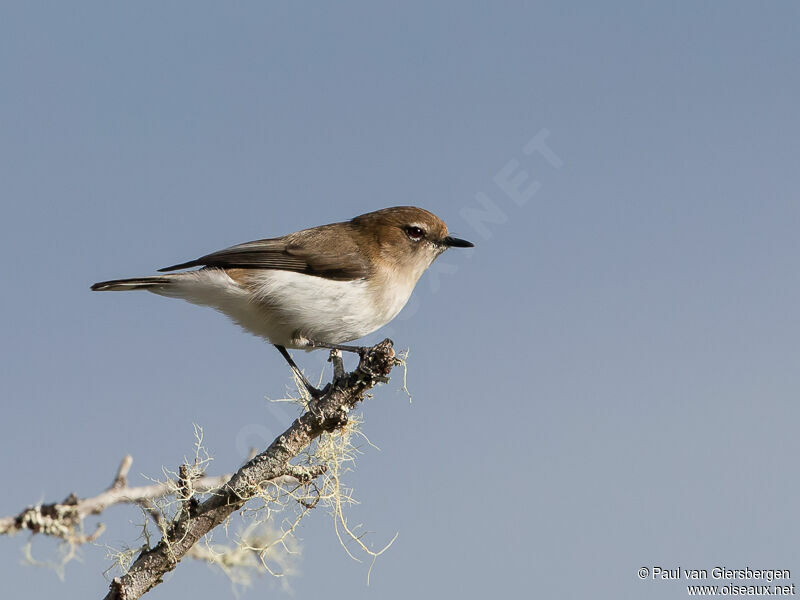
[351,206,473,280]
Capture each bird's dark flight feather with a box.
[157,222,371,281]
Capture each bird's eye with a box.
[405,226,425,241]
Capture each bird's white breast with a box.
[252,270,403,346]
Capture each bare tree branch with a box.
[0,340,397,597]
[0,457,231,541]
[100,338,397,600]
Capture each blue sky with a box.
[1,3,799,599]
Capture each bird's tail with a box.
[91,276,174,292]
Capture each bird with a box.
[92,206,473,395]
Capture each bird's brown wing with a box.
[158,224,370,281]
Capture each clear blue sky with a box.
[1,2,799,599]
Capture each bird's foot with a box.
[354,338,394,381]
[306,382,331,400]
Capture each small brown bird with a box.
[92,206,473,394]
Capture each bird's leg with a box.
[305,340,367,355]
[308,339,392,382]
[274,345,328,399]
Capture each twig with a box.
[0,466,232,539]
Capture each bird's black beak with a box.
[442,236,474,248]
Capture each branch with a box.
[102,338,397,600]
[0,454,231,540]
